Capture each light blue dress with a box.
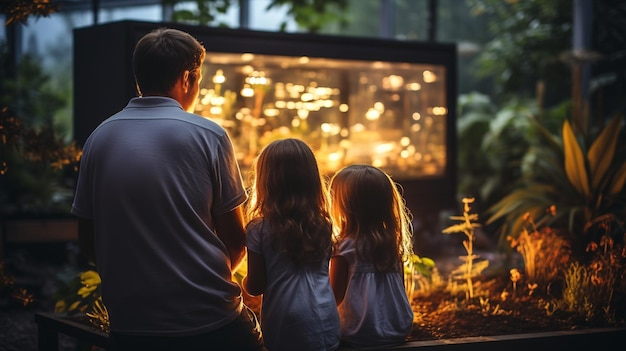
[246,220,340,351]
[336,238,414,349]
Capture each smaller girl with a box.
[329,164,414,349]
[243,138,340,351]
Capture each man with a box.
[72,27,264,350]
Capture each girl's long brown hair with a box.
[246,138,333,264]
[330,164,413,272]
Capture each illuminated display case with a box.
[74,20,457,211]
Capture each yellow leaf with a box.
[609,162,626,196]
[588,114,622,189]
[54,300,67,313]
[69,300,81,311]
[80,270,101,286]
[563,120,590,197]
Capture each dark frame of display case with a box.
[74,20,457,213]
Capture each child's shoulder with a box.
[337,236,355,251]
[246,217,266,231]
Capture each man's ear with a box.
[182,70,190,93]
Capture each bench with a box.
[34,311,626,351]
[34,312,109,351]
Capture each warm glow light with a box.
[423,70,437,83]
[299,56,310,64]
[372,158,384,168]
[374,101,385,112]
[366,108,380,121]
[352,123,366,132]
[242,65,254,74]
[429,106,448,115]
[339,104,349,112]
[406,82,421,91]
[246,73,270,86]
[383,75,404,90]
[372,61,385,69]
[212,69,225,84]
[264,108,280,117]
[240,84,254,97]
[400,137,410,147]
[297,109,309,119]
[328,151,343,162]
[274,83,286,99]
[209,106,222,115]
[211,96,225,106]
[304,102,318,111]
[241,53,254,61]
[375,143,395,154]
[412,112,422,121]
[321,123,332,134]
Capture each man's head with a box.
[133,27,206,99]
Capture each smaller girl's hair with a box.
[246,138,333,264]
[330,164,413,271]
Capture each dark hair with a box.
[330,164,413,272]
[132,27,206,96]
[246,138,333,264]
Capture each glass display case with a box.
[74,20,457,211]
[196,52,448,181]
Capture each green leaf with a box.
[588,114,622,189]
[562,120,589,197]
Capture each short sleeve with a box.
[245,220,264,254]
[71,139,94,219]
[337,238,353,255]
[336,238,356,265]
[211,131,247,216]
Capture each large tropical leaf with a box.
[486,183,556,225]
[610,162,626,195]
[562,120,590,197]
[587,114,622,189]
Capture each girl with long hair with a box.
[243,138,340,351]
[329,164,414,349]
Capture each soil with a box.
[406,276,621,342]
[413,258,624,341]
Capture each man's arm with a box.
[213,205,247,271]
[77,217,96,264]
